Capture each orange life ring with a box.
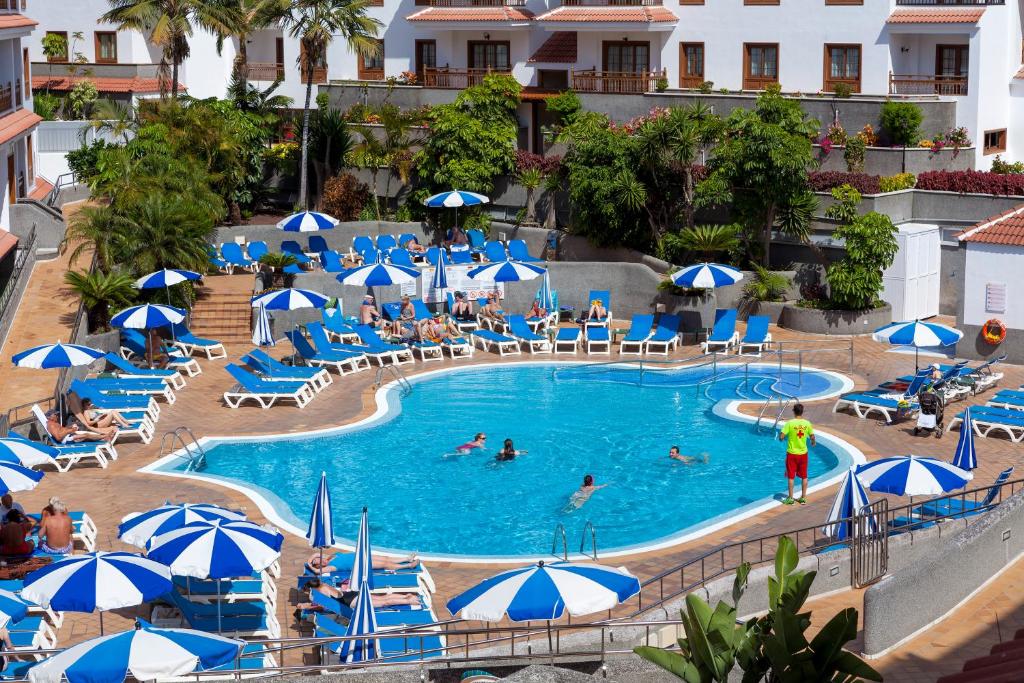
[982,319,1006,345]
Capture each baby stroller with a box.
[914,389,944,438]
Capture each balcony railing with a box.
[889,73,968,96]
[245,62,285,81]
[563,0,663,4]
[422,67,511,89]
[300,66,328,84]
[428,0,526,6]
[0,82,12,115]
[895,0,1002,5]
[571,68,665,94]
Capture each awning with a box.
[0,232,19,262]
[31,75,185,94]
[886,8,984,24]
[405,6,533,23]
[0,109,41,147]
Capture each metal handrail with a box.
[580,521,598,560]
[374,364,412,395]
[552,523,568,561]
[44,171,77,208]
[159,426,207,471]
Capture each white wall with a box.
[963,243,1024,328]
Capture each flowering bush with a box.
[818,136,834,154]
[878,172,915,193]
[916,170,1024,196]
[858,124,878,147]
[398,71,417,85]
[608,107,670,135]
[807,171,881,195]
[826,123,848,147]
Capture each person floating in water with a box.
[668,445,708,464]
[455,433,487,453]
[496,438,527,461]
[568,474,607,509]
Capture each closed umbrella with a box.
[338,579,378,663]
[252,304,275,348]
[670,263,744,289]
[537,270,555,312]
[872,320,963,371]
[430,255,448,314]
[952,406,978,471]
[117,503,247,549]
[306,472,335,571]
[27,621,244,683]
[821,467,876,541]
[276,211,338,232]
[856,455,972,496]
[349,507,374,590]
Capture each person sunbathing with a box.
[586,300,607,322]
[307,552,419,575]
[402,237,427,254]
[296,579,421,614]
[360,295,385,329]
[38,498,73,555]
[528,299,548,320]
[66,393,119,442]
[481,294,504,322]
[393,296,417,336]
[45,406,108,444]
[451,292,474,321]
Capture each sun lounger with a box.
[397,232,418,248]
[351,235,374,259]
[471,329,521,356]
[221,243,255,273]
[914,467,1014,518]
[242,349,332,393]
[585,327,611,355]
[168,323,226,360]
[104,353,185,390]
[313,613,443,661]
[506,315,552,354]
[467,229,486,253]
[701,309,739,353]
[388,248,417,268]
[353,325,415,365]
[29,405,113,469]
[208,245,230,274]
[580,290,612,329]
[951,355,1006,394]
[645,314,682,356]
[832,392,918,423]
[483,241,507,263]
[376,234,398,252]
[173,574,277,607]
[81,376,176,407]
[737,315,772,356]
[425,247,451,267]
[948,406,1024,442]
[409,340,444,362]
[311,552,436,592]
[285,329,369,374]
[439,336,472,359]
[308,235,330,254]
[246,241,268,262]
[223,363,315,409]
[119,329,201,377]
[986,391,1024,411]
[319,250,345,272]
[165,591,280,639]
[322,310,360,343]
[308,322,396,366]
[449,249,474,265]
[446,293,479,333]
[281,240,313,265]
[507,239,542,262]
[70,378,160,423]
[618,314,654,355]
[554,327,579,354]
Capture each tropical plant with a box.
[40,32,68,94]
[321,171,370,221]
[109,194,217,275]
[33,92,61,121]
[635,536,881,683]
[824,184,899,310]
[67,80,98,119]
[63,269,136,332]
[88,99,137,143]
[349,104,422,218]
[879,101,923,147]
[545,90,582,128]
[282,0,381,210]
[66,139,112,181]
[307,106,352,204]
[743,264,791,302]
[991,155,1024,174]
[257,252,299,287]
[843,135,866,173]
[542,162,563,230]
[102,0,243,99]
[62,204,121,270]
[662,224,741,263]
[226,73,293,115]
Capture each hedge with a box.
[807,172,881,195]
[915,170,1024,196]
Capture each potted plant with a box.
[741,264,792,323]
[258,252,300,288]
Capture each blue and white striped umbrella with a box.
[0,437,59,469]
[276,211,338,232]
[952,406,978,471]
[250,288,329,311]
[338,579,378,663]
[111,304,186,330]
[856,455,972,496]
[252,304,275,347]
[27,622,244,683]
[306,472,335,549]
[0,461,44,495]
[146,519,283,579]
[537,271,555,312]
[822,467,876,541]
[468,260,546,283]
[447,561,641,622]
[431,257,448,313]
[22,552,172,613]
[349,507,374,590]
[422,190,489,208]
[670,263,744,289]
[872,320,963,348]
[0,589,27,629]
[12,342,105,370]
[134,269,201,290]
[118,503,247,549]
[336,262,420,288]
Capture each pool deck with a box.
[3,268,1023,680]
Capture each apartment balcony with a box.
[422,67,512,89]
[406,0,533,26]
[889,73,968,96]
[894,0,1002,5]
[571,68,666,94]
[245,62,285,82]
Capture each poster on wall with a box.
[422,265,505,304]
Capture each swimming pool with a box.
[147,362,861,561]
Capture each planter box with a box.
[780,302,891,336]
[740,300,788,324]
[657,292,715,333]
[814,145,975,175]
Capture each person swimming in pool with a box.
[496,438,527,461]
[455,433,487,453]
[568,474,607,509]
[668,445,709,465]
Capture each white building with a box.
[0,2,43,205]
[27,0,1024,166]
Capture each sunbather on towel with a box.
[585,300,607,321]
[45,407,108,444]
[528,299,548,320]
[456,433,487,453]
[296,579,421,613]
[66,393,119,442]
[568,475,607,509]
[668,445,709,465]
[402,236,427,254]
[481,292,505,322]
[496,438,527,461]
[307,553,419,575]
[451,292,474,321]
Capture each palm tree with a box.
[89,99,137,144]
[62,204,122,270]
[230,0,291,96]
[350,105,421,218]
[307,106,352,206]
[102,0,242,99]
[64,269,136,332]
[110,194,217,275]
[282,0,381,210]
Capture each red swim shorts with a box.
[785,453,808,479]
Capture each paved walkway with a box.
[3,264,1024,680]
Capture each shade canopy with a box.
[111,304,186,330]
[118,503,247,549]
[146,519,283,579]
[422,190,489,208]
[12,342,105,370]
[336,262,420,288]
[0,438,59,469]
[670,263,744,289]
[276,211,338,232]
[0,460,44,495]
[22,552,173,613]
[306,472,335,549]
[349,507,374,590]
[872,320,963,348]
[822,467,876,541]
[468,260,546,283]
[250,288,330,311]
[856,455,972,496]
[252,304,275,347]
[338,579,378,663]
[134,269,201,290]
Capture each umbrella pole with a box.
[99,610,104,636]
[217,578,223,634]
[547,620,553,662]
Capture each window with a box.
[95,32,117,64]
[275,38,285,79]
[745,0,779,7]
[468,41,510,71]
[824,44,860,93]
[21,48,28,101]
[935,44,969,95]
[983,129,1007,155]
[45,31,68,62]
[358,40,384,80]
[679,42,704,88]
[299,42,327,83]
[602,41,650,74]
[415,39,436,81]
[743,43,778,90]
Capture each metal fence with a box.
[37,121,127,155]
[0,226,34,329]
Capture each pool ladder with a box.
[374,365,412,396]
[158,426,207,472]
[551,521,598,561]
[755,393,795,434]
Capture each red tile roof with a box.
[520,88,560,101]
[957,205,1024,246]
[886,8,984,24]
[0,14,37,30]
[28,177,54,202]
[0,232,17,262]
[0,109,40,146]
[31,75,184,94]
[536,6,677,22]
[405,7,533,21]
[529,32,577,63]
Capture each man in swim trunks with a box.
[779,403,815,505]
[295,578,421,614]
[668,446,708,465]
[38,498,74,555]
[307,552,419,575]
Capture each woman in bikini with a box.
[295,578,421,614]
[496,438,527,461]
[456,433,487,453]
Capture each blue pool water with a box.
[169,363,854,558]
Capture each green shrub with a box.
[880,101,923,146]
[832,82,853,99]
[878,172,916,193]
[34,92,62,121]
[824,185,899,310]
[68,80,98,119]
[843,135,866,172]
[743,264,791,302]
[545,90,582,126]
[655,76,669,92]
[66,139,112,181]
[321,172,369,222]
[698,81,714,94]
[991,155,1024,174]
[394,203,413,222]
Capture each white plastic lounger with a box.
[410,341,444,363]
[442,337,474,359]
[286,330,370,374]
[507,315,552,354]
[832,393,917,423]
[948,408,1024,442]
[645,314,682,356]
[554,328,579,354]
[170,324,228,360]
[223,364,315,409]
[701,309,739,353]
[585,327,611,355]
[619,314,654,355]
[104,353,186,390]
[737,315,772,356]
[471,329,521,356]
[30,405,114,469]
